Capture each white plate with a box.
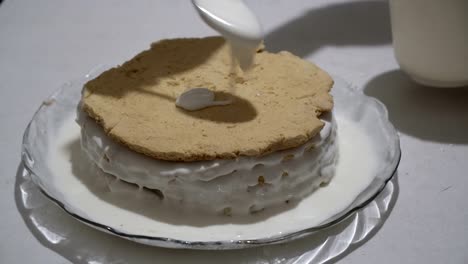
[21,67,400,249]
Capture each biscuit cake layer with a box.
[82,37,334,161]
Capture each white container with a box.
[390,0,468,87]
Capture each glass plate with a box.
[21,66,401,250]
[16,164,398,263]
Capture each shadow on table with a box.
[364,70,468,144]
[264,0,392,57]
[15,162,399,264]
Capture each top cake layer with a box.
[82,37,333,161]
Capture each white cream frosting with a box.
[76,109,338,215]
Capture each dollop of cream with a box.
[175,88,231,111]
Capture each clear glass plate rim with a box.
[20,69,402,249]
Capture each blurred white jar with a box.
[390,0,468,87]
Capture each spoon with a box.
[192,0,263,70]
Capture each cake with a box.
[77,36,338,215]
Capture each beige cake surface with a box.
[82,37,333,161]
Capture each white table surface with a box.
[1,0,467,263]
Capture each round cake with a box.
[77,37,338,215]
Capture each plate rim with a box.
[21,68,401,250]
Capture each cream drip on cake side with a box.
[76,109,339,215]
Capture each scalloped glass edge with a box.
[21,66,401,250]
[18,165,397,263]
